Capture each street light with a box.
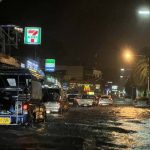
[137,7,150,98]
[137,7,150,21]
[123,49,150,97]
[138,10,150,15]
[122,48,135,63]
[138,7,150,14]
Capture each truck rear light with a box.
[23,103,28,110]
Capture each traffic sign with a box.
[24,27,41,45]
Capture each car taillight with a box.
[23,103,28,110]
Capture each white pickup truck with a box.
[74,94,95,106]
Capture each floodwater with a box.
[0,106,150,150]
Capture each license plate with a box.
[0,117,11,125]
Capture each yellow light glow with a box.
[87,92,94,95]
[122,48,134,63]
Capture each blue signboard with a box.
[45,59,55,72]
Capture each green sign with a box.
[24,27,41,45]
[45,59,55,72]
[45,59,55,63]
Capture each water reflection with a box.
[114,107,150,119]
[0,106,150,149]
[110,107,150,149]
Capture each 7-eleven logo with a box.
[27,29,39,43]
[24,27,41,44]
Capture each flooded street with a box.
[0,106,150,150]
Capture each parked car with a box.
[66,93,80,106]
[0,68,46,125]
[98,95,113,106]
[42,87,69,114]
[74,94,95,107]
[133,97,149,108]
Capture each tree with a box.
[131,57,148,96]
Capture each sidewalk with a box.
[113,98,133,106]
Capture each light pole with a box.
[137,7,150,98]
[123,49,150,97]
[147,57,150,97]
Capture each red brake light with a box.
[23,104,28,110]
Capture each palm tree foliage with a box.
[132,57,149,88]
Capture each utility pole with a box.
[147,56,150,103]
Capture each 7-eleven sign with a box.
[24,27,41,45]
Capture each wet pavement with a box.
[0,105,150,150]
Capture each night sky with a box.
[1,0,150,82]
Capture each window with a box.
[7,78,16,87]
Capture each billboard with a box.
[26,59,39,71]
[24,27,41,45]
[112,85,118,91]
[45,59,55,72]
